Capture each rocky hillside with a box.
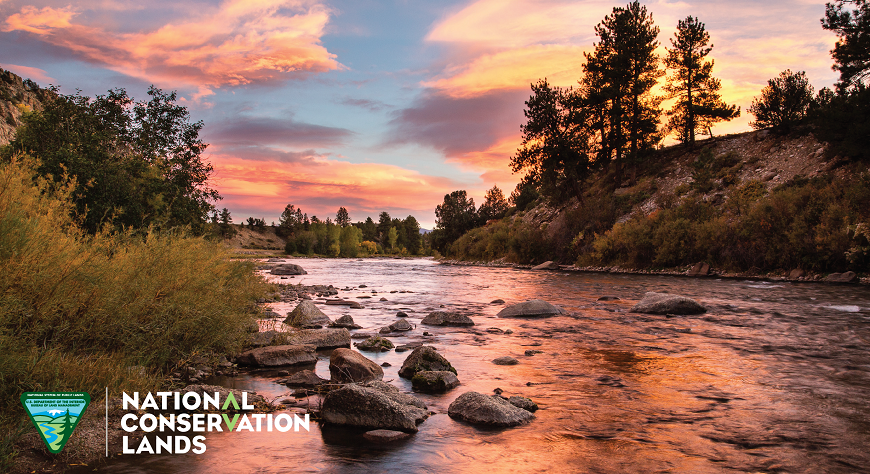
[0,68,49,146]
[225,225,287,251]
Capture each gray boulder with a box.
[411,370,460,393]
[447,391,535,427]
[497,299,565,318]
[398,346,456,379]
[235,345,317,367]
[284,300,332,328]
[420,311,475,327]
[531,261,559,270]
[330,314,362,329]
[508,395,538,412]
[320,383,428,433]
[630,292,706,315]
[271,264,307,275]
[284,328,351,349]
[356,336,395,352]
[825,271,858,283]
[329,348,383,383]
[278,369,327,387]
[380,318,413,333]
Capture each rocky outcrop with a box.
[630,292,706,315]
[284,300,332,328]
[420,312,475,327]
[329,348,383,383]
[398,346,456,379]
[284,328,350,349]
[447,391,535,427]
[235,345,317,367]
[271,263,307,275]
[497,299,565,318]
[320,383,428,433]
[411,370,460,393]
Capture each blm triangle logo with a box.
[21,392,91,453]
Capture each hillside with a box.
[224,225,287,251]
[447,129,870,278]
[0,69,48,146]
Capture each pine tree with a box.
[336,207,350,227]
[664,16,739,144]
[822,0,870,88]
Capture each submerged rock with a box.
[321,383,428,433]
[411,370,460,393]
[492,356,519,366]
[284,300,332,328]
[271,264,307,275]
[329,348,383,383]
[497,300,565,318]
[508,395,538,412]
[630,292,706,315]
[420,311,475,327]
[284,328,351,349]
[531,261,559,270]
[278,369,327,387]
[363,429,411,442]
[398,346,456,379]
[235,345,317,367]
[447,391,535,427]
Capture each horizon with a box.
[0,0,839,229]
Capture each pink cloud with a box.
[0,62,56,84]
[3,0,342,88]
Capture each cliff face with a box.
[0,69,49,146]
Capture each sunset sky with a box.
[1,0,839,228]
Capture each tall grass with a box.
[0,157,270,463]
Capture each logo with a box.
[21,392,91,453]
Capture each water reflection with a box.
[76,258,870,473]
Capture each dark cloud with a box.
[206,116,354,148]
[210,144,327,164]
[385,88,527,158]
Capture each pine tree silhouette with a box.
[59,409,73,445]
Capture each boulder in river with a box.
[492,356,519,366]
[497,299,565,318]
[277,369,327,387]
[688,262,710,276]
[329,314,362,329]
[420,311,475,327]
[271,264,307,275]
[284,300,332,328]
[284,328,351,349]
[531,261,559,270]
[447,391,535,427]
[411,370,460,393]
[508,396,538,412]
[329,348,383,383]
[363,430,411,442]
[630,292,706,315]
[824,271,858,283]
[235,345,317,367]
[320,382,428,433]
[355,336,395,352]
[398,346,456,379]
[380,318,413,333]
[788,269,806,280]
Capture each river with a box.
[82,257,870,473]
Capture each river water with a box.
[84,258,870,473]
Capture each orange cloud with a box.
[3,0,341,88]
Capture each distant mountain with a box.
[419,228,431,235]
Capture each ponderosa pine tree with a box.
[664,16,739,144]
[822,0,870,88]
[749,70,815,132]
[336,207,350,227]
[584,1,663,184]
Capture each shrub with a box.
[749,69,814,132]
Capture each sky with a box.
[0,0,839,228]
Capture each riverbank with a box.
[438,259,870,285]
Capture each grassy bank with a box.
[0,157,270,468]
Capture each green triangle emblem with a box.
[21,392,91,453]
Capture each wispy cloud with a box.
[0,62,56,83]
[207,115,354,148]
[3,0,342,88]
